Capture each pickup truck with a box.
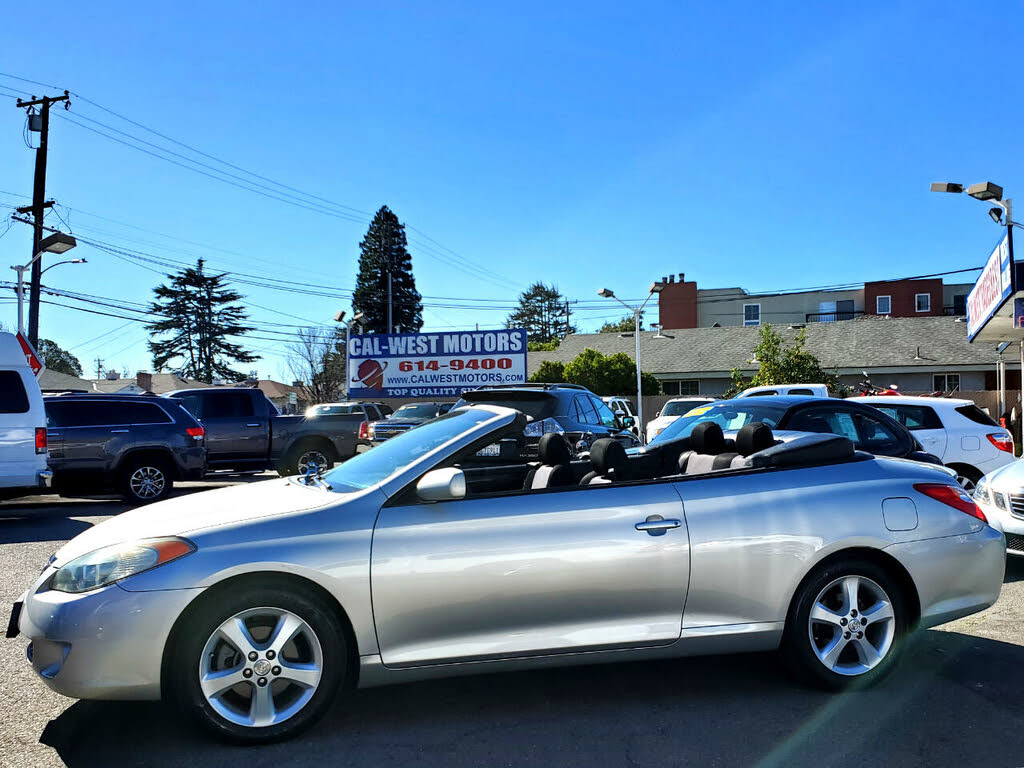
[165,387,366,475]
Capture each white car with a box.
[852,396,1016,490]
[602,396,640,437]
[0,332,51,499]
[736,384,830,398]
[973,463,1024,555]
[645,397,715,441]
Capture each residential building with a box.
[654,273,972,329]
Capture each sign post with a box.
[347,329,528,399]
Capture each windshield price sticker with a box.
[684,406,713,417]
[348,329,528,398]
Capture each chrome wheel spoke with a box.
[841,576,860,614]
[267,612,303,655]
[810,601,845,627]
[818,633,849,669]
[852,636,882,668]
[861,599,894,624]
[249,682,276,727]
[219,616,258,656]
[277,661,320,689]
[200,666,248,699]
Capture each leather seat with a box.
[580,438,630,485]
[523,433,575,490]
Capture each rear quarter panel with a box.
[674,458,970,629]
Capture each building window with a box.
[933,373,960,392]
[915,293,931,312]
[876,295,891,315]
[660,380,699,396]
[743,304,761,326]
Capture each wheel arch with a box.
[117,447,182,479]
[160,570,361,697]
[784,546,921,631]
[945,462,983,484]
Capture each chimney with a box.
[678,273,685,282]
[137,371,153,393]
[668,275,675,283]
[661,276,668,283]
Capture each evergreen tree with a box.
[146,259,258,383]
[506,282,576,345]
[352,206,422,334]
[38,339,83,376]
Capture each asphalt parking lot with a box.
[3,480,1024,768]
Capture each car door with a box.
[197,391,268,460]
[370,482,690,667]
[873,404,947,459]
[47,400,135,480]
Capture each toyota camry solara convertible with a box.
[11,405,1005,742]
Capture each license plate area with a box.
[475,443,501,457]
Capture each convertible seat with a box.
[742,433,855,469]
[680,422,738,474]
[580,438,631,485]
[523,433,576,490]
[729,422,778,468]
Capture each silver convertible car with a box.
[11,405,1005,742]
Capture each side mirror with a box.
[416,467,467,502]
[622,416,636,428]
[614,409,626,418]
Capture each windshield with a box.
[393,403,441,419]
[454,394,555,421]
[323,407,497,492]
[662,399,710,416]
[308,404,358,415]
[648,401,787,445]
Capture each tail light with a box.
[359,421,369,440]
[35,428,47,454]
[987,433,1014,453]
[914,483,987,524]
[186,426,205,441]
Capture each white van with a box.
[0,332,51,498]
[735,383,831,398]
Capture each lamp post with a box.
[335,310,366,399]
[10,231,78,336]
[598,282,665,442]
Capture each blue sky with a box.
[1,1,1020,380]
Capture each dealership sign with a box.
[347,329,528,398]
[967,232,1013,342]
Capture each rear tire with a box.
[782,557,907,690]
[278,443,335,477]
[120,457,173,505]
[167,583,346,743]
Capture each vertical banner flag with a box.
[347,329,527,398]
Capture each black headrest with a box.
[538,432,572,465]
[736,422,775,456]
[690,422,725,454]
[590,438,628,478]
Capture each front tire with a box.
[278,444,335,477]
[167,583,346,743]
[782,558,907,690]
[120,458,173,505]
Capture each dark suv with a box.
[455,383,640,460]
[45,394,207,505]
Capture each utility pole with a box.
[15,90,70,347]
[94,357,103,379]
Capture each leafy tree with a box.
[352,206,423,334]
[506,282,576,345]
[38,339,83,376]
[726,324,839,396]
[598,314,641,333]
[527,340,559,352]
[287,327,347,404]
[146,258,258,383]
[529,360,566,383]
[561,348,661,396]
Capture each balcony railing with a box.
[805,310,864,323]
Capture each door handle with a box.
[246,423,261,428]
[109,429,129,434]
[635,515,682,536]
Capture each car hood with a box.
[984,458,1024,490]
[52,479,338,565]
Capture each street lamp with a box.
[930,180,1014,228]
[598,282,665,442]
[10,231,78,335]
[335,310,366,399]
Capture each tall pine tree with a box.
[352,206,423,334]
[146,259,258,383]
[506,282,576,345]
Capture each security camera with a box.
[334,310,346,323]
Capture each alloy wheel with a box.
[297,450,329,475]
[807,575,896,676]
[198,607,324,728]
[129,466,166,499]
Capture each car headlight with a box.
[973,482,989,504]
[48,538,196,594]
[994,492,1009,511]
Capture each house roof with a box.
[258,380,305,400]
[528,316,1005,377]
[39,369,93,392]
[87,373,209,394]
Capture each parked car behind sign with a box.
[45,394,206,504]
[852,396,1015,490]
